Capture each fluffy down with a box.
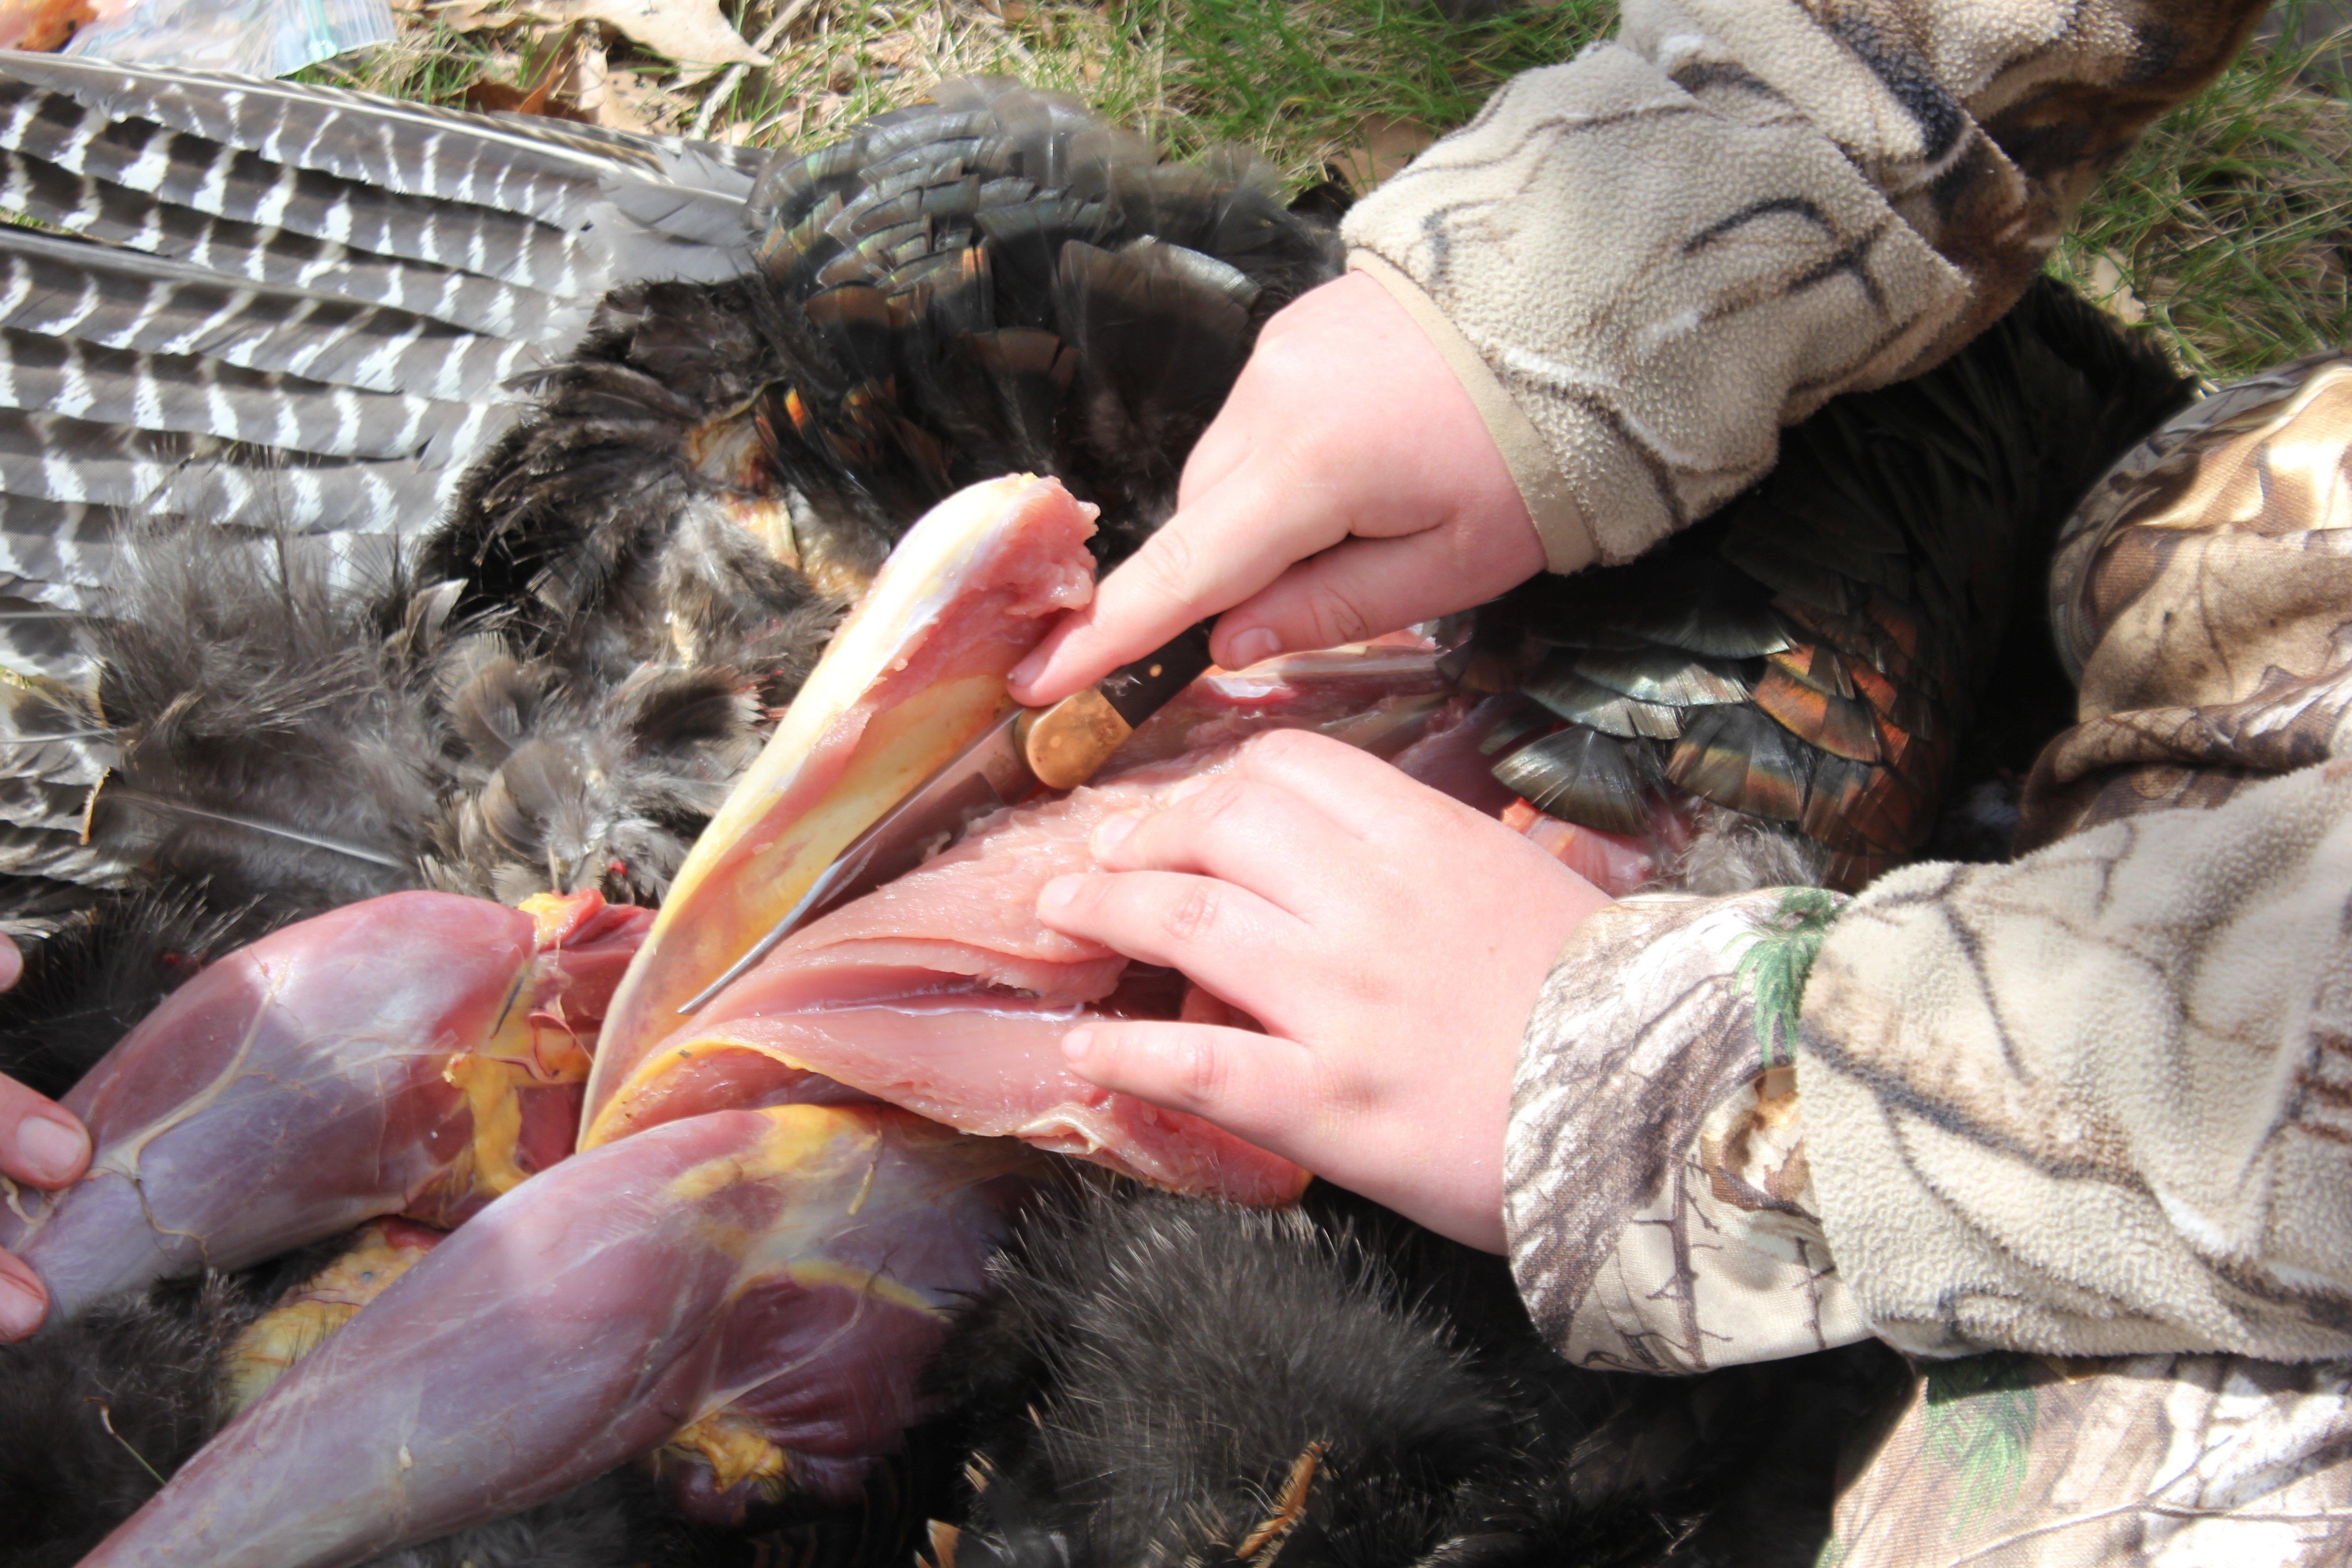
[927,1184,1910,1568]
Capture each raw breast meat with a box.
[585,474,1099,1144]
[606,754,1308,1207]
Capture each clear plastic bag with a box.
[65,0,393,77]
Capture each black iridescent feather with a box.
[1474,279,2195,889]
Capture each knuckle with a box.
[1300,579,1374,646]
[1178,775,1248,828]
[1163,881,1220,945]
[1131,529,1200,606]
[1276,427,1344,490]
[1174,1034,1226,1107]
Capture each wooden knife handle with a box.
[1097,621,1217,728]
[1017,622,1217,790]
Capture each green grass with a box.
[1131,0,1604,173]
[2054,4,2352,381]
[341,0,1607,184]
[336,0,2352,382]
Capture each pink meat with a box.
[615,755,1308,1206]
[80,1106,1036,1568]
[0,891,648,1320]
[585,475,1100,1133]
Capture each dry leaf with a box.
[400,0,517,32]
[522,0,767,66]
[465,78,589,118]
[584,60,666,133]
[464,21,598,122]
[2083,252,2150,327]
[804,89,851,135]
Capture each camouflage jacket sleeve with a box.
[1505,357,2352,1372]
[1338,0,2267,576]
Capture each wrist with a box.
[1347,252,1593,575]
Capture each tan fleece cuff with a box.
[1348,249,1597,576]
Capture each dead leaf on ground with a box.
[1338,113,1435,190]
[463,20,598,122]
[864,32,921,69]
[394,0,517,32]
[581,58,666,132]
[519,0,768,66]
[2083,252,2149,326]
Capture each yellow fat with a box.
[658,1411,793,1499]
[221,1225,433,1412]
[662,1104,877,1204]
[437,972,593,1202]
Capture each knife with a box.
[675,621,1218,1013]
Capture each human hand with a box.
[0,934,89,1340]
[1007,271,1543,706]
[1033,730,1609,1250]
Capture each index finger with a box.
[1007,463,1342,704]
[0,1073,88,1189]
[1227,728,1475,843]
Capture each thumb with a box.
[1214,522,1545,661]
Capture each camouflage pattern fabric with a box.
[1505,351,2352,1565]
[1340,0,2269,573]
[2021,354,2352,849]
[1507,886,1867,1374]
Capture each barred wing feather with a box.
[0,51,761,900]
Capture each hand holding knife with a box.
[676,622,1217,1013]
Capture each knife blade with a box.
[674,622,1217,1014]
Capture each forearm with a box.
[1813,355,2352,1360]
[1794,767,2352,1360]
[1507,353,2352,1367]
[1343,0,2268,569]
[1509,776,2352,1368]
[1506,886,1868,1373]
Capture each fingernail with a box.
[1007,650,1046,689]
[0,936,21,990]
[1061,1029,1093,1064]
[1038,876,1080,912]
[1092,812,1141,857]
[1228,627,1280,669]
[15,1117,87,1186]
[0,1273,42,1339]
